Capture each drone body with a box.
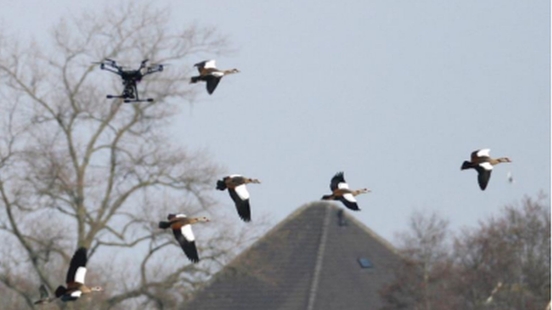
[95,58,164,103]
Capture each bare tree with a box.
[380,210,458,310]
[453,194,550,310]
[0,3,266,309]
[381,195,550,310]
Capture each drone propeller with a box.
[149,61,171,68]
[93,58,117,66]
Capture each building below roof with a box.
[182,201,402,310]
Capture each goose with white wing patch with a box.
[216,175,260,222]
[159,214,210,263]
[54,247,103,302]
[190,60,239,95]
[321,172,370,211]
[461,148,511,190]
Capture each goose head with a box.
[498,157,512,163]
[225,68,240,74]
[355,188,371,195]
[194,216,210,223]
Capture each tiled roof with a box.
[183,202,401,310]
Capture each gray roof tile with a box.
[183,202,401,310]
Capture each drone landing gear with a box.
[106,95,154,103]
[123,98,154,103]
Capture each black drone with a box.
[95,58,164,103]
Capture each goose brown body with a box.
[218,175,261,189]
[321,172,370,211]
[190,60,239,94]
[165,215,208,228]
[461,149,511,190]
[216,175,260,222]
[159,214,209,263]
[54,247,103,302]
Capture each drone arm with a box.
[143,65,163,76]
[102,66,123,75]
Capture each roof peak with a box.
[183,201,401,310]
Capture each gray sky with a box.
[1,0,550,242]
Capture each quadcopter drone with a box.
[95,58,164,103]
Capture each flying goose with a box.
[159,214,210,263]
[321,172,370,211]
[216,175,260,222]
[461,149,511,190]
[34,284,55,304]
[55,247,103,302]
[190,60,239,94]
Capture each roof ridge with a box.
[212,201,398,271]
[183,201,402,310]
[344,210,400,256]
[306,205,331,310]
[220,201,322,270]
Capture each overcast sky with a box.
[1,0,549,243]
